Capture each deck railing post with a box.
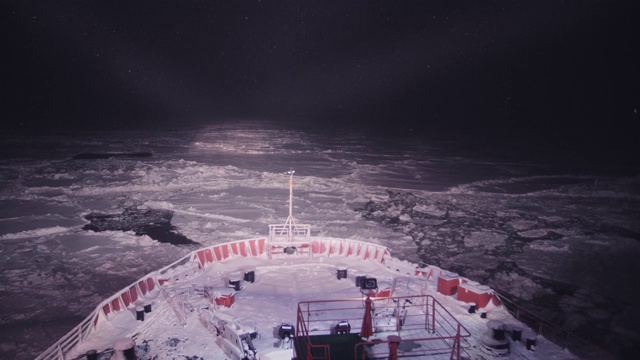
[395,299,401,331]
[387,335,401,360]
[454,324,461,360]
[431,296,436,333]
[425,297,430,333]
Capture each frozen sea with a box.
[0,121,638,359]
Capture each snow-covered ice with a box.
[0,122,638,359]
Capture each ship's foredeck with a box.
[62,244,578,360]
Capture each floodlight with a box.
[360,277,378,290]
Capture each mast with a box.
[268,169,309,243]
[286,169,296,241]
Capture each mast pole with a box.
[288,170,294,241]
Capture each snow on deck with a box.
[61,245,579,360]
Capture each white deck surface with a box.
[66,250,578,360]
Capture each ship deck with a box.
[50,238,579,360]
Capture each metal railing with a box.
[35,309,99,360]
[296,306,331,360]
[295,295,471,360]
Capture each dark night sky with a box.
[3,1,639,149]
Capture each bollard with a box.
[336,269,347,280]
[468,303,476,314]
[512,327,522,342]
[113,338,136,360]
[526,337,536,351]
[244,270,255,283]
[86,350,98,360]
